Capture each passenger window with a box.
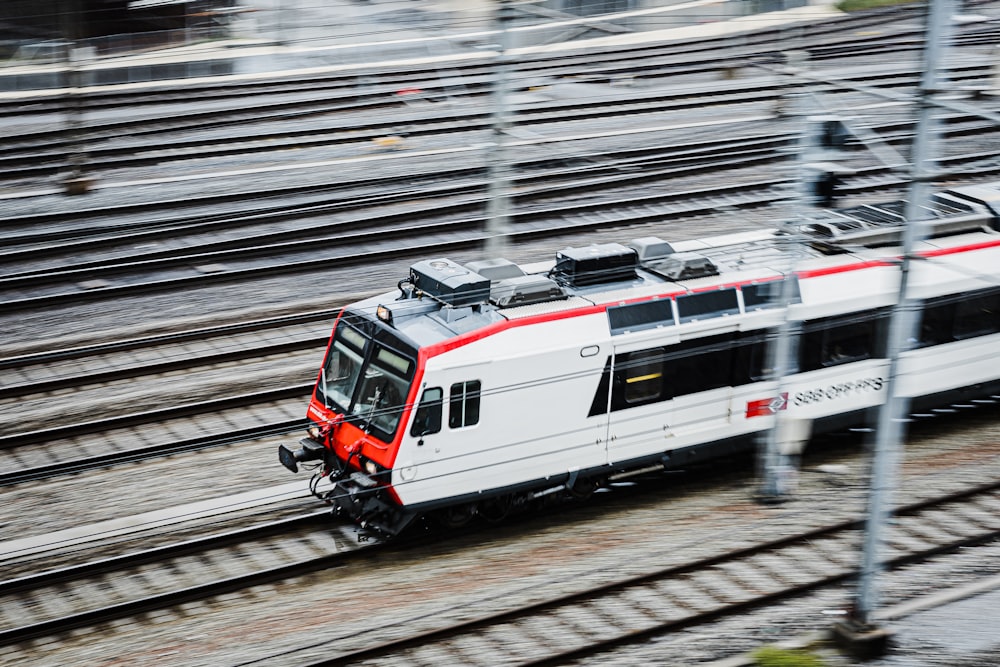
[410,387,443,437]
[607,299,674,335]
[667,338,733,395]
[449,381,481,429]
[953,292,1000,340]
[917,300,955,348]
[820,323,873,367]
[621,349,664,403]
[676,288,740,323]
[732,330,772,384]
[800,311,887,372]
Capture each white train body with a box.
[279,183,1000,534]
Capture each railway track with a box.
[2,9,998,666]
[0,511,375,647]
[1,3,993,130]
[4,138,1000,314]
[0,132,791,264]
[5,108,998,279]
[3,456,995,661]
[0,311,341,485]
[297,481,1000,667]
[1,5,996,194]
[0,61,992,183]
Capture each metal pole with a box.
[757,50,807,502]
[485,0,514,258]
[851,0,952,630]
[61,0,92,195]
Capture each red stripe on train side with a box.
[920,237,1000,257]
[794,259,894,280]
[422,301,608,357]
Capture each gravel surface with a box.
[6,405,998,666]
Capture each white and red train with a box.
[279,182,1000,535]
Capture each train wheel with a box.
[435,503,476,528]
[479,494,513,523]
[567,476,600,500]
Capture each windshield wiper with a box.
[320,368,330,408]
[364,386,383,431]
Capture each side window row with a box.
[606,278,801,335]
[410,380,482,437]
[593,287,1000,414]
[588,331,771,415]
[917,289,1000,347]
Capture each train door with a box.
[606,341,676,462]
[663,333,736,440]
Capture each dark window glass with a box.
[607,299,674,335]
[917,299,955,348]
[918,288,1000,347]
[800,311,887,372]
[742,278,800,311]
[410,387,443,437]
[449,380,481,428]
[665,335,734,396]
[676,288,740,323]
[953,291,1000,340]
[610,348,668,411]
[819,325,872,366]
[606,335,739,412]
[732,329,772,384]
[622,349,665,403]
[352,343,415,438]
[598,331,780,414]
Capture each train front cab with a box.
[279,310,420,534]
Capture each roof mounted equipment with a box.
[409,259,490,307]
[800,193,992,249]
[628,236,676,263]
[464,258,526,281]
[490,275,565,307]
[552,243,638,287]
[644,251,719,281]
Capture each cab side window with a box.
[410,387,443,437]
[449,380,481,428]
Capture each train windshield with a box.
[317,320,415,439]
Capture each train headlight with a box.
[307,426,321,440]
[376,304,394,325]
[364,459,379,475]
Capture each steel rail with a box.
[0,2,987,130]
[0,177,790,313]
[2,109,992,251]
[0,85,793,172]
[0,512,330,592]
[0,418,308,486]
[1,62,990,180]
[1,141,784,273]
[0,134,788,244]
[0,336,326,400]
[0,4,948,121]
[4,144,1000,314]
[0,512,372,647]
[305,480,1000,667]
[0,307,340,368]
[0,384,311,449]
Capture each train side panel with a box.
[392,312,611,507]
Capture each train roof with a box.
[360,182,1000,348]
